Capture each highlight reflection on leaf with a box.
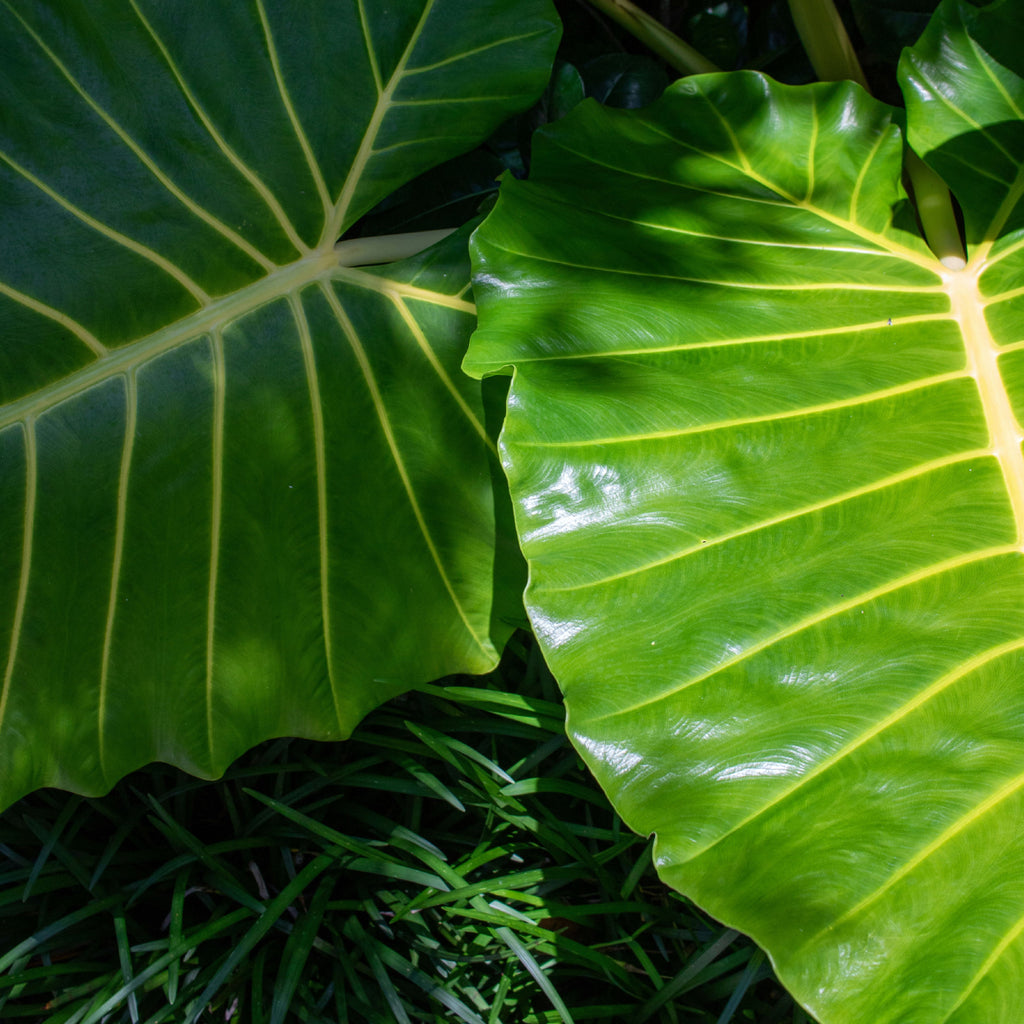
[465,2,1024,1021]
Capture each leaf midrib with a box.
[0,241,476,431]
[951,268,1024,541]
[0,251,339,432]
[326,0,438,243]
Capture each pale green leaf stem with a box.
[906,150,969,270]
[335,229,457,266]
[787,0,966,268]
[584,0,718,76]
[787,0,869,91]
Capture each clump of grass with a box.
[0,634,811,1022]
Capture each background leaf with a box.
[465,1,1024,1020]
[580,53,670,109]
[0,0,558,809]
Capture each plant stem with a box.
[787,0,966,269]
[787,0,868,90]
[334,228,456,267]
[903,150,967,269]
[584,0,720,76]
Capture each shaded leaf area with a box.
[0,0,558,808]
[0,0,559,368]
[0,639,806,1024]
[351,50,669,239]
[466,2,1024,1021]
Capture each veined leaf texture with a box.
[465,2,1024,1021]
[0,0,557,804]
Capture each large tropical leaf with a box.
[465,1,1024,1020]
[0,0,557,809]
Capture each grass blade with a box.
[269,873,334,1024]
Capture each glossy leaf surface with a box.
[466,1,1024,1020]
[0,0,557,808]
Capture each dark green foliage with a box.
[0,638,806,1022]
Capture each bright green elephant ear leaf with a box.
[465,0,1024,1020]
[0,0,557,809]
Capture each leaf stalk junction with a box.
[334,229,456,267]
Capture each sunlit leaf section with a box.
[466,13,1024,1020]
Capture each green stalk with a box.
[904,150,967,270]
[333,228,456,267]
[584,0,720,76]
[787,0,966,269]
[787,0,868,91]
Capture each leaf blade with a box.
[0,0,557,808]
[466,10,1024,1019]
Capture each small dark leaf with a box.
[581,54,669,108]
[852,0,941,63]
[351,151,506,236]
[687,1,749,71]
[541,60,587,123]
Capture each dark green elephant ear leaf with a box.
[0,0,557,808]
[466,0,1024,1020]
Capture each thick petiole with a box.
[904,150,967,270]
[333,229,456,267]
[787,0,869,90]
[584,0,719,76]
